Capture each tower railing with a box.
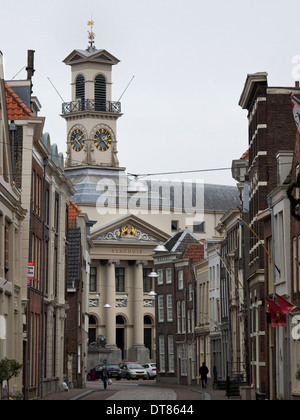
[62,99,121,114]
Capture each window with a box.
[188,283,193,301]
[95,74,106,111]
[157,269,163,285]
[143,268,152,292]
[159,336,165,372]
[179,344,187,376]
[168,335,174,372]
[115,267,125,292]
[181,300,186,333]
[178,270,183,290]
[158,295,164,322]
[171,220,178,231]
[166,294,173,322]
[193,221,205,233]
[177,301,181,333]
[4,221,9,282]
[88,315,97,344]
[90,267,97,292]
[166,268,172,284]
[76,74,85,110]
[54,194,59,233]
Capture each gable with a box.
[91,214,169,244]
[63,49,120,66]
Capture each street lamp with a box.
[148,270,159,278]
[153,243,168,253]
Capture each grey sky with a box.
[1,0,299,185]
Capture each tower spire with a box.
[87,19,96,51]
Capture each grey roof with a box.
[66,168,239,212]
[67,227,81,288]
[164,228,199,253]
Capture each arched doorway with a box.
[116,315,126,359]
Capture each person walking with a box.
[101,365,110,390]
[199,362,209,388]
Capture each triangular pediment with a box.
[63,49,120,66]
[91,214,169,243]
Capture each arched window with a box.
[76,74,85,110]
[88,315,97,344]
[95,74,106,111]
[116,315,125,325]
[144,315,152,325]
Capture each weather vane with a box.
[87,19,95,51]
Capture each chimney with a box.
[296,81,299,88]
[26,50,35,80]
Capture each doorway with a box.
[116,315,125,359]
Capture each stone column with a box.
[128,260,150,363]
[105,260,117,349]
[133,261,144,347]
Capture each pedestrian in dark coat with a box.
[199,362,209,388]
[101,365,110,390]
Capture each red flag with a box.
[276,294,297,314]
[267,298,287,327]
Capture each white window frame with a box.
[157,269,163,285]
[159,335,165,372]
[158,295,164,322]
[166,267,172,284]
[168,335,174,372]
[166,294,173,322]
[181,300,186,333]
[178,270,183,290]
[177,301,181,333]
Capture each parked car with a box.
[143,363,157,379]
[87,364,122,381]
[106,364,122,380]
[119,362,147,380]
[87,364,103,381]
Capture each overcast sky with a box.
[1,0,300,186]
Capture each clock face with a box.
[70,128,85,151]
[94,128,112,151]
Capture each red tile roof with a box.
[69,199,82,227]
[5,82,35,120]
[240,150,249,160]
[183,243,204,263]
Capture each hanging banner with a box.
[27,262,35,285]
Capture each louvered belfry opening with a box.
[95,74,106,111]
[76,74,85,110]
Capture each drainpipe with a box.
[26,168,34,400]
[40,157,48,398]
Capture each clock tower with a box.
[61,21,123,170]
